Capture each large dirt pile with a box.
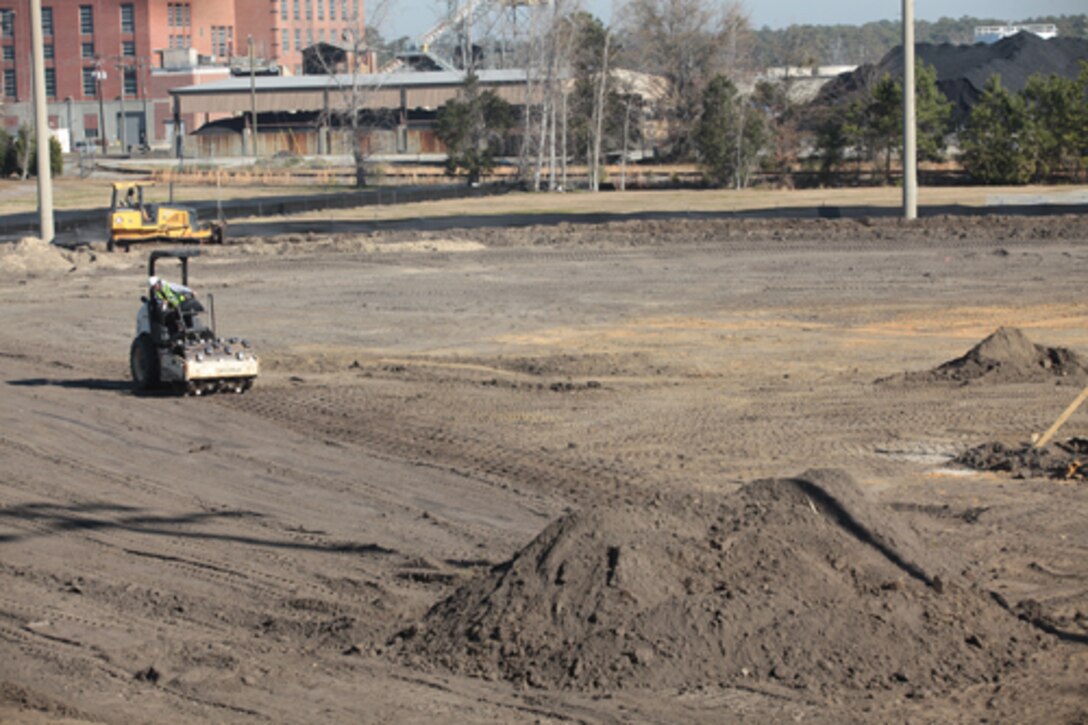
[0,237,76,278]
[956,438,1088,481]
[815,33,1088,124]
[401,470,1039,694]
[0,237,127,279]
[886,327,1088,385]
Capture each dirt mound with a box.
[0,237,129,279]
[0,237,77,278]
[401,470,1040,694]
[955,438,1088,481]
[887,327,1088,385]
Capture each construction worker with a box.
[149,276,190,334]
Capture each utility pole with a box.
[140,57,148,147]
[249,35,258,158]
[29,0,54,242]
[902,0,917,219]
[117,58,127,152]
[95,61,107,153]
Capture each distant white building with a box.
[974,24,1058,43]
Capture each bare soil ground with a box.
[1,213,1087,723]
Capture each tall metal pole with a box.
[118,59,127,152]
[141,58,148,147]
[96,62,107,153]
[29,0,54,242]
[249,35,257,158]
[902,0,917,219]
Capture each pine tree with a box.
[914,62,952,163]
[436,74,515,186]
[694,75,768,189]
[960,75,1034,185]
[1022,72,1082,180]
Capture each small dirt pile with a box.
[955,438,1088,481]
[886,327,1088,385]
[401,470,1040,695]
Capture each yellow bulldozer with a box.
[107,181,225,252]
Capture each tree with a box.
[843,73,900,184]
[13,125,33,180]
[751,79,800,185]
[960,75,1034,184]
[814,110,848,185]
[839,62,950,185]
[622,0,750,160]
[320,0,390,188]
[569,12,623,191]
[0,128,13,177]
[914,61,953,162]
[694,75,768,189]
[436,73,514,185]
[1022,72,1083,180]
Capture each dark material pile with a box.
[815,33,1088,125]
[399,470,1040,695]
[955,438,1088,480]
[884,327,1088,385]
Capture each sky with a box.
[380,0,1085,42]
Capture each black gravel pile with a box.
[814,33,1088,125]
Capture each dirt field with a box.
[1,213,1087,723]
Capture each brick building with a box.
[0,0,366,149]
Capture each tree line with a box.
[363,3,1088,188]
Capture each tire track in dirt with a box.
[219,381,645,506]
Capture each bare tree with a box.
[321,0,391,188]
[522,0,577,192]
[621,0,750,160]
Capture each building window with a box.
[3,68,15,98]
[82,42,95,59]
[282,29,289,52]
[341,0,348,21]
[44,44,53,59]
[329,0,336,21]
[168,3,190,29]
[305,0,312,20]
[42,7,53,36]
[211,26,233,57]
[123,66,136,96]
[2,45,14,61]
[45,68,55,97]
[120,4,135,34]
[317,0,323,20]
[80,5,94,34]
[294,28,301,50]
[293,0,300,20]
[280,1,287,21]
[82,67,97,96]
[1,9,14,37]
[122,40,135,57]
